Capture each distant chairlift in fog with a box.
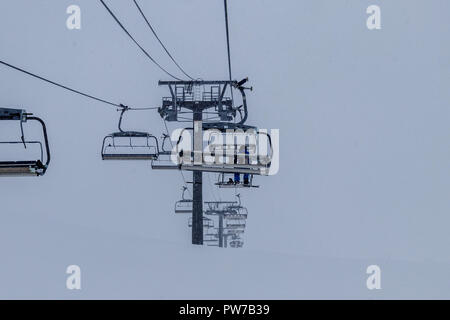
[181,128,274,177]
[188,216,214,229]
[224,194,248,220]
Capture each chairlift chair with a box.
[203,239,219,244]
[204,232,219,243]
[0,108,50,177]
[204,200,237,213]
[150,130,184,170]
[215,172,259,188]
[180,129,274,176]
[225,199,249,219]
[229,240,244,248]
[204,231,218,237]
[101,106,159,161]
[226,212,248,220]
[174,186,193,214]
[150,126,273,177]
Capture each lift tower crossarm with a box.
[158,80,237,86]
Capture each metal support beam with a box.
[224,235,228,248]
[218,214,224,248]
[192,109,203,245]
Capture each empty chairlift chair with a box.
[225,196,249,220]
[226,209,248,220]
[226,228,245,235]
[217,194,246,214]
[102,106,159,161]
[180,133,273,176]
[203,233,219,246]
[174,186,193,214]
[226,219,246,230]
[0,108,50,177]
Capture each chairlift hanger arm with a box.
[0,110,51,176]
[236,85,248,125]
[27,116,51,171]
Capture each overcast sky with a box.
[1,0,450,299]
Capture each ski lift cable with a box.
[222,0,241,196]
[223,0,235,106]
[132,0,194,80]
[0,60,123,108]
[99,0,184,81]
[223,0,239,196]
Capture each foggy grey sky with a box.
[1,0,450,299]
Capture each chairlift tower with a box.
[156,80,244,245]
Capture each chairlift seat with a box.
[216,173,259,188]
[226,214,248,220]
[216,182,259,189]
[227,229,245,234]
[203,239,218,243]
[174,186,193,214]
[181,163,269,175]
[226,222,246,229]
[204,232,218,237]
[151,154,180,170]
